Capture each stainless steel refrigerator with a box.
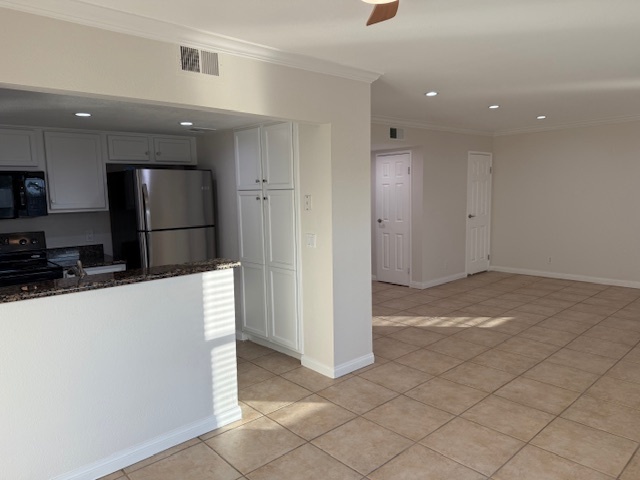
[108,168,215,269]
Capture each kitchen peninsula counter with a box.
[0,258,240,303]
[1,261,241,480]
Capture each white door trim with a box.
[374,150,412,286]
[466,151,493,275]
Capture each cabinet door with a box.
[234,127,262,190]
[264,190,296,270]
[262,123,294,189]
[44,132,107,211]
[267,266,298,351]
[152,136,195,164]
[237,191,265,264]
[0,128,38,167]
[107,134,151,162]
[241,262,268,338]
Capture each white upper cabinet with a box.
[262,123,294,189]
[106,134,196,164]
[235,123,294,190]
[44,131,107,212]
[152,136,195,164]
[0,128,39,168]
[107,134,151,162]
[235,127,262,189]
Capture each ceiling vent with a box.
[179,46,220,76]
[390,127,405,140]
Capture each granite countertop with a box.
[0,258,240,304]
[47,244,126,269]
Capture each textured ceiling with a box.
[4,0,640,134]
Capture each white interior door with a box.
[466,152,492,275]
[375,152,411,286]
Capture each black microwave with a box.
[0,171,48,219]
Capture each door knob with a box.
[377,219,383,223]
[468,214,476,218]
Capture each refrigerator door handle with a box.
[139,232,150,269]
[141,183,151,231]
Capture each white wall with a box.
[0,270,239,480]
[371,124,493,288]
[0,211,113,254]
[492,122,640,287]
[0,8,373,375]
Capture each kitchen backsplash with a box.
[0,211,113,255]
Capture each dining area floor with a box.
[102,271,640,479]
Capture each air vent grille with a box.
[201,50,219,76]
[179,46,220,76]
[180,46,200,73]
[390,127,405,140]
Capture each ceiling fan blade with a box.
[366,0,399,26]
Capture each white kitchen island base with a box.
[0,268,240,480]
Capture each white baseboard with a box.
[302,352,375,379]
[371,275,378,281]
[54,407,242,480]
[241,333,302,359]
[490,266,640,290]
[236,330,249,341]
[410,272,467,290]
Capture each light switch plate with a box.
[305,233,317,248]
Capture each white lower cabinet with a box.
[267,267,298,351]
[240,263,268,338]
[240,262,298,351]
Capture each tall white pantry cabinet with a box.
[235,123,300,353]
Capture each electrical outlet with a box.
[304,195,312,211]
[85,229,94,242]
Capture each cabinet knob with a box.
[262,179,267,183]
[145,151,149,156]
[256,196,260,201]
[263,196,267,201]
[156,152,161,156]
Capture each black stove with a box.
[0,231,63,287]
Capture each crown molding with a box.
[0,0,382,84]
[493,114,640,136]
[371,115,493,136]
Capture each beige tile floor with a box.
[101,272,640,480]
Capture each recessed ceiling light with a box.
[425,91,438,97]
[537,115,547,120]
[180,121,193,126]
[489,105,500,109]
[75,112,91,117]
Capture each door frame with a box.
[465,151,493,275]
[373,150,412,286]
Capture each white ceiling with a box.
[0,88,267,135]
[4,0,640,135]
